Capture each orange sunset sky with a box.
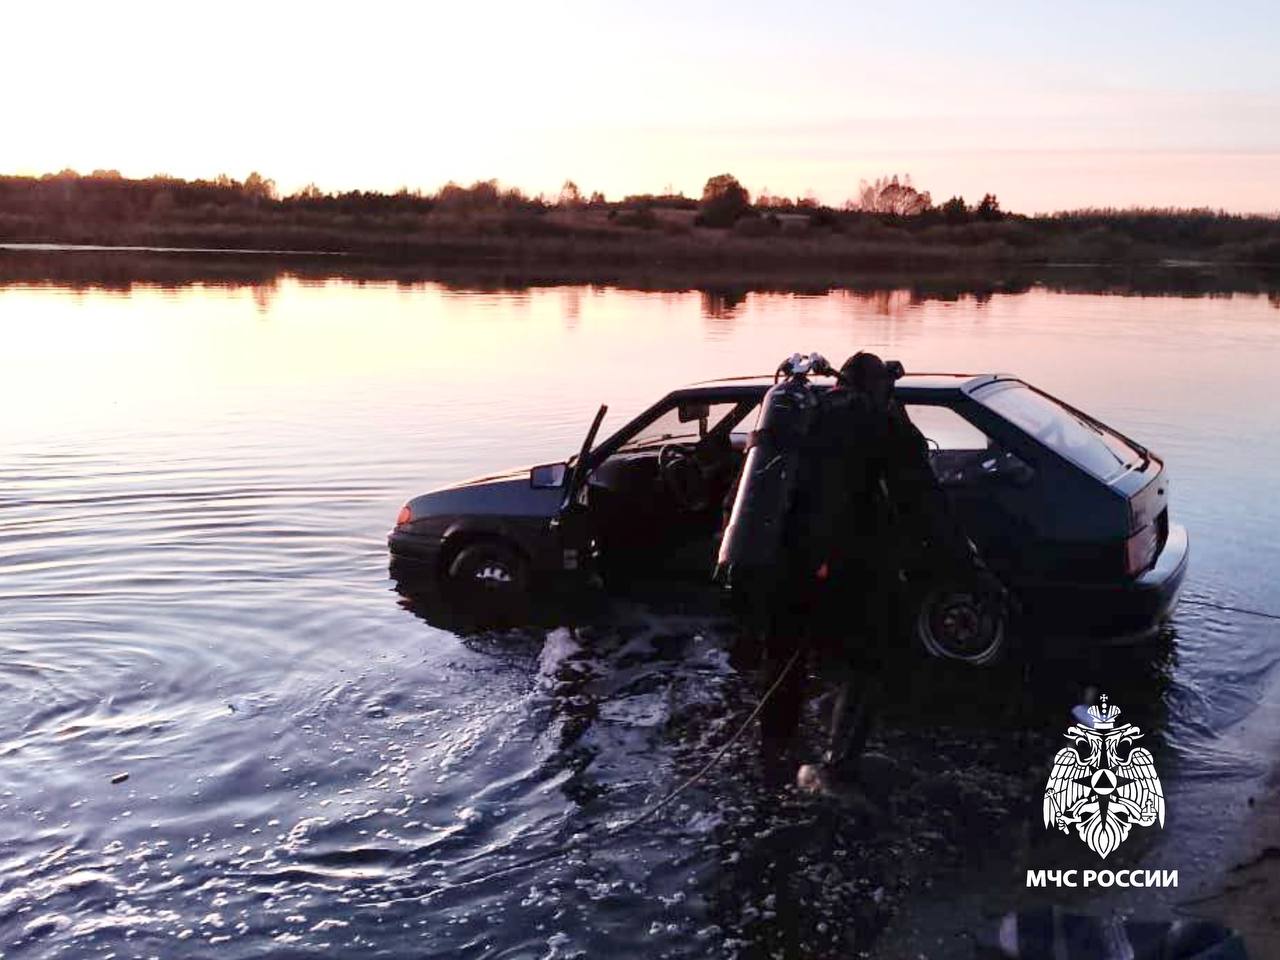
[6,0,1278,213]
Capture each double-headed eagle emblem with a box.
[1042,695,1164,859]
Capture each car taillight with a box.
[1124,523,1158,576]
[396,504,412,527]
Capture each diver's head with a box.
[840,352,895,411]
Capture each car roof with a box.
[674,372,1019,402]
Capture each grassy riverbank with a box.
[3,172,1279,272]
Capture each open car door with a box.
[552,404,607,571]
[562,404,608,512]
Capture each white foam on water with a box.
[685,810,724,835]
[536,628,584,689]
[596,691,669,728]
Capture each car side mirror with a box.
[530,462,568,488]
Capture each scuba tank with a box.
[716,353,833,586]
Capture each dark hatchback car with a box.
[389,371,1188,664]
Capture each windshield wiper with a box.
[1074,414,1106,438]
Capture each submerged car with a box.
[389,368,1188,663]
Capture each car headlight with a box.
[395,504,413,527]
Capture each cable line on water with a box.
[1180,597,1280,622]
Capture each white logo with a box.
[1043,695,1165,859]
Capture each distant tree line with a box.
[0,168,1276,266]
[678,172,1276,257]
[0,169,549,224]
[689,172,1008,226]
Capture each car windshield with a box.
[976,382,1144,482]
[618,401,748,451]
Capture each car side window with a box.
[904,403,1031,488]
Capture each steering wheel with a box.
[658,443,710,511]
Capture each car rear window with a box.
[976,382,1143,482]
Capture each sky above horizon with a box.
[7,1,1278,213]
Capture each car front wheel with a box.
[913,584,1007,666]
[446,541,530,600]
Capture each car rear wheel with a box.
[914,585,1006,666]
[447,541,529,600]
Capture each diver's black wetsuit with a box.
[759,382,981,776]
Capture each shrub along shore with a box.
[2,171,1278,274]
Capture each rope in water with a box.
[606,646,803,835]
[408,595,1274,906]
[1181,597,1280,623]
[420,647,803,900]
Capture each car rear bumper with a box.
[1021,523,1189,642]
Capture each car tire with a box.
[446,541,529,600]
[913,584,1007,666]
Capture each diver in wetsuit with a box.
[768,353,1003,789]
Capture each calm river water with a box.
[1,255,1278,958]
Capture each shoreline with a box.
[2,244,1278,300]
[3,229,1277,271]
